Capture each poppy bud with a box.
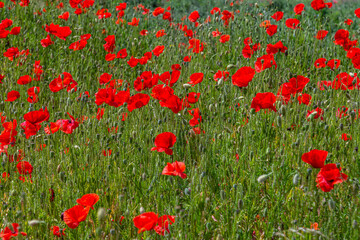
[97,208,106,222]
[217,77,223,86]
[293,174,300,185]
[183,83,192,88]
[206,222,212,230]
[328,199,335,210]
[227,64,236,69]
[250,108,256,114]
[353,220,358,228]
[339,123,344,130]
[220,190,225,200]
[59,172,66,182]
[257,174,270,183]
[139,206,145,214]
[276,116,282,126]
[184,188,191,195]
[57,164,61,173]
[28,220,45,226]
[237,199,243,209]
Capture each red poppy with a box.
[50,226,66,237]
[154,215,175,236]
[95,88,129,107]
[49,72,77,92]
[266,25,277,36]
[58,12,70,21]
[45,112,79,135]
[116,48,127,59]
[213,70,229,82]
[219,34,230,43]
[133,212,159,233]
[232,66,256,88]
[266,41,288,55]
[344,19,353,26]
[41,34,54,47]
[45,23,72,40]
[127,56,138,67]
[159,94,189,114]
[127,93,150,112]
[251,92,277,112]
[271,11,284,21]
[63,205,90,229]
[156,29,166,38]
[341,133,352,141]
[355,8,360,18]
[151,132,176,155]
[153,7,164,16]
[294,3,305,15]
[17,75,32,85]
[188,108,202,126]
[297,93,311,105]
[331,72,360,90]
[188,38,205,53]
[255,54,277,73]
[151,85,175,101]
[140,29,148,36]
[162,161,187,179]
[183,56,191,62]
[311,0,328,11]
[10,26,21,35]
[285,18,300,29]
[0,223,27,239]
[76,193,99,210]
[314,58,327,68]
[128,17,140,26]
[134,71,159,91]
[242,45,254,58]
[159,70,181,87]
[99,73,112,85]
[69,38,88,51]
[186,92,200,104]
[316,164,347,192]
[187,72,204,86]
[301,149,327,168]
[96,9,111,19]
[152,45,164,57]
[188,11,200,22]
[5,91,20,102]
[306,107,324,120]
[103,35,115,53]
[314,30,328,40]
[336,106,348,119]
[96,108,104,121]
[327,59,340,70]
[24,107,50,125]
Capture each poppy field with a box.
[1,0,360,239]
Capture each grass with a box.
[0,0,360,239]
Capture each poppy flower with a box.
[5,91,20,102]
[58,12,70,21]
[50,226,66,237]
[133,212,159,233]
[17,75,32,85]
[232,66,256,88]
[0,223,27,239]
[154,215,176,236]
[151,132,176,155]
[162,161,187,179]
[294,3,305,15]
[152,45,164,57]
[188,108,202,126]
[127,56,138,68]
[69,38,88,51]
[63,205,90,229]
[314,58,327,68]
[285,18,300,29]
[24,107,50,125]
[128,17,140,26]
[186,92,200,104]
[266,41,288,55]
[156,29,166,38]
[187,72,204,86]
[49,72,77,92]
[127,93,150,112]
[213,70,229,82]
[251,92,277,112]
[134,71,159,91]
[140,29,148,36]
[95,88,129,107]
[46,113,79,134]
[45,23,72,40]
[301,149,327,168]
[355,8,360,18]
[212,29,221,37]
[327,59,340,70]
[116,48,127,59]
[159,70,181,87]
[344,19,353,25]
[183,56,191,62]
[255,54,277,73]
[188,38,205,53]
[99,73,112,85]
[341,133,352,141]
[159,94,188,114]
[336,106,348,119]
[151,85,175,101]
[41,34,54,47]
[76,193,99,210]
[219,34,230,43]
[306,107,324,120]
[271,11,284,21]
[242,45,254,58]
[10,26,20,35]
[96,9,112,19]
[297,93,311,105]
[331,72,360,90]
[153,7,164,16]
[266,25,277,36]
[188,11,200,22]
[259,20,271,28]
[316,164,347,192]
[311,0,328,11]
[314,30,328,40]
[103,35,115,53]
